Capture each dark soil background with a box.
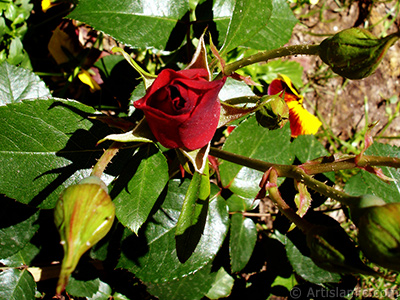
[290,0,400,147]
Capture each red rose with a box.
[133,68,225,150]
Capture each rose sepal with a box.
[97,117,155,145]
[112,46,157,89]
[186,30,212,80]
[218,95,278,128]
[177,143,210,174]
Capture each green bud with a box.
[306,225,378,276]
[54,176,115,295]
[357,203,400,271]
[255,95,289,130]
[318,28,400,79]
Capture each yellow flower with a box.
[78,69,101,92]
[268,74,321,137]
[41,0,60,12]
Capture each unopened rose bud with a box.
[255,95,289,130]
[306,225,378,275]
[318,28,400,79]
[54,176,115,295]
[356,202,400,271]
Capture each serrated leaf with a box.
[146,263,216,300]
[66,272,101,298]
[205,267,234,299]
[292,134,335,182]
[68,0,189,50]
[218,77,255,101]
[0,200,40,259]
[243,0,298,50]
[345,143,400,203]
[0,268,36,300]
[0,61,50,105]
[220,0,273,53]
[229,214,257,273]
[87,280,112,300]
[117,180,229,283]
[111,144,169,234]
[219,116,294,198]
[254,60,304,90]
[344,172,371,196]
[0,98,113,209]
[0,243,40,268]
[226,193,258,212]
[362,143,400,203]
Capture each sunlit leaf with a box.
[0,99,113,209]
[0,61,50,105]
[117,180,229,283]
[219,116,294,198]
[68,0,190,50]
[111,144,169,234]
[0,269,36,300]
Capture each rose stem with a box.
[209,147,400,206]
[217,44,320,78]
[266,168,313,233]
[91,141,124,178]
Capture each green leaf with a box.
[345,172,371,195]
[0,98,113,209]
[0,200,40,259]
[0,243,40,267]
[66,272,101,298]
[0,268,36,300]
[226,193,258,213]
[219,116,294,198]
[238,59,304,89]
[291,135,335,182]
[292,135,329,162]
[219,0,273,53]
[117,179,229,283]
[229,214,257,273]
[273,232,341,284]
[87,281,113,300]
[146,263,216,300]
[111,144,169,234]
[205,267,234,299]
[218,77,255,101]
[345,143,400,203]
[0,61,50,105]
[243,0,298,51]
[68,0,190,50]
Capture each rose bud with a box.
[133,68,226,151]
[306,225,378,275]
[54,176,115,295]
[255,95,289,130]
[318,28,400,79]
[355,202,400,272]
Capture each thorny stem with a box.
[91,141,124,178]
[218,44,320,78]
[209,147,400,206]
